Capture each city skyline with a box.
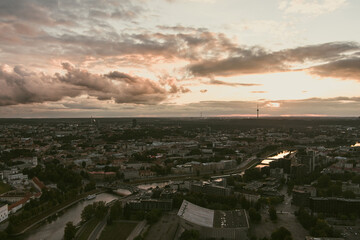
[1,0,360,117]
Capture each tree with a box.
[249,208,261,223]
[310,219,339,238]
[180,229,200,240]
[343,190,356,199]
[269,206,277,221]
[64,222,76,240]
[109,201,123,222]
[84,181,96,192]
[82,161,86,168]
[0,231,8,240]
[317,175,331,188]
[81,201,108,222]
[94,201,107,219]
[81,204,94,222]
[271,227,292,240]
[244,168,262,182]
[295,207,316,230]
[146,209,162,224]
[240,196,250,210]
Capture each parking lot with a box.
[334,225,360,240]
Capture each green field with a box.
[0,181,12,194]
[99,222,138,240]
[76,218,100,240]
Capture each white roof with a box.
[177,200,214,228]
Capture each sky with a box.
[0,0,360,118]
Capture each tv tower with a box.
[256,104,259,119]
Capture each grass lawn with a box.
[0,181,12,194]
[77,218,100,240]
[99,222,138,240]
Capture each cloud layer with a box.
[188,42,360,78]
[0,0,359,117]
[279,0,347,16]
[0,63,189,106]
[1,96,360,118]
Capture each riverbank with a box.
[76,218,101,240]
[10,189,104,236]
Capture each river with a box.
[259,150,291,166]
[21,193,118,240]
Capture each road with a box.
[126,220,146,240]
[87,193,141,240]
[88,211,109,240]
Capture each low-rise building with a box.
[88,171,116,181]
[292,185,316,207]
[310,197,360,215]
[191,182,231,197]
[126,198,173,211]
[342,182,360,195]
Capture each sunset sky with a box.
[1,0,360,117]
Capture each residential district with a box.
[0,118,360,240]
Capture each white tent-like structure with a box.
[177,200,249,239]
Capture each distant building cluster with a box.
[1,118,360,238]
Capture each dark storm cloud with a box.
[188,42,360,77]
[0,63,189,106]
[0,0,55,25]
[309,57,360,81]
[0,65,81,106]
[57,63,189,104]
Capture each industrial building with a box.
[310,197,360,215]
[126,198,173,211]
[190,182,231,197]
[177,200,249,239]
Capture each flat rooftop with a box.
[177,200,214,228]
[214,209,248,228]
[177,200,249,229]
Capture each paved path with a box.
[87,199,124,240]
[126,220,146,240]
[88,213,108,240]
